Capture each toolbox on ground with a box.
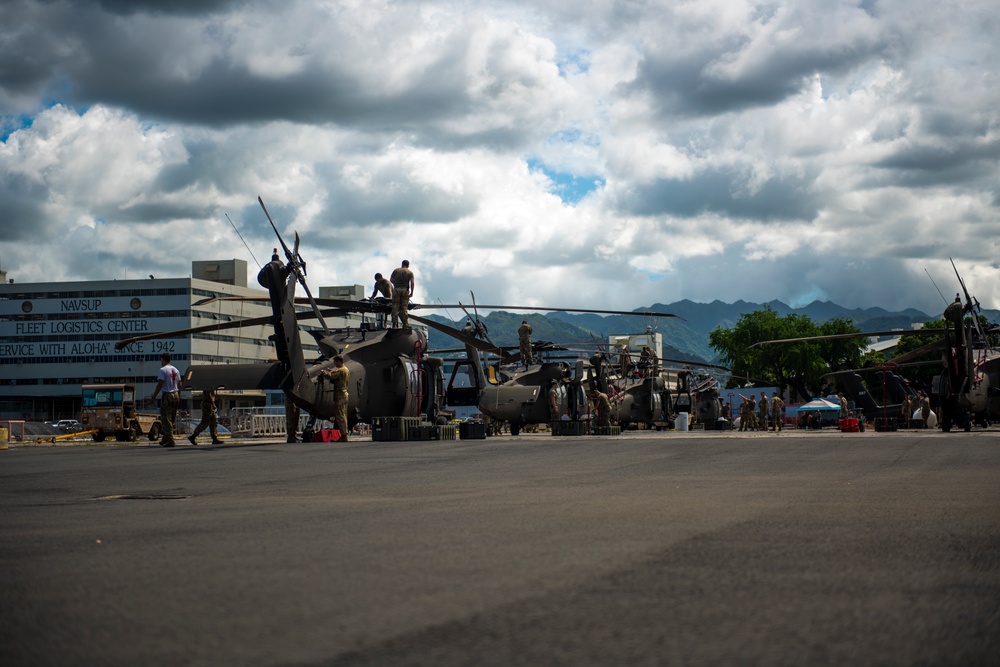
[409,425,436,441]
[839,418,860,432]
[459,421,487,440]
[874,417,898,432]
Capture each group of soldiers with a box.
[737,391,785,432]
[901,391,932,427]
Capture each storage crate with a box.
[552,421,589,436]
[409,425,436,441]
[436,424,458,441]
[590,425,622,436]
[874,417,898,432]
[839,418,859,433]
[372,416,422,441]
[459,421,487,440]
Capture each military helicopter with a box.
[440,317,728,434]
[117,197,681,438]
[752,263,999,431]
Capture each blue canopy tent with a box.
[794,398,841,414]
[794,398,841,427]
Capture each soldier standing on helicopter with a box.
[322,354,351,441]
[370,273,392,328]
[518,320,533,368]
[389,260,414,329]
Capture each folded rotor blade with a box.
[750,329,946,348]
[408,314,512,359]
[115,308,351,350]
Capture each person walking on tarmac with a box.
[389,260,414,329]
[322,354,351,441]
[150,352,181,447]
[189,389,223,445]
[284,397,301,443]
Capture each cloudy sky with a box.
[2,0,999,317]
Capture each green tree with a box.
[709,307,865,401]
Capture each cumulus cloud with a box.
[0,0,998,316]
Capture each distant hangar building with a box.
[0,260,364,422]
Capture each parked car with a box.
[55,419,82,432]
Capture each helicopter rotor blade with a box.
[258,196,295,263]
[471,291,484,332]
[258,196,330,332]
[408,314,512,359]
[658,357,731,372]
[750,328,947,348]
[950,257,987,342]
[887,339,949,365]
[821,359,946,378]
[411,303,681,319]
[115,307,352,351]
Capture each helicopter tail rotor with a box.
[258,196,330,333]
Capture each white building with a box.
[0,260,363,422]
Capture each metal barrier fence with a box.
[226,407,372,439]
[228,407,305,438]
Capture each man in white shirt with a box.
[151,352,182,447]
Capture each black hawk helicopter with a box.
[752,262,999,431]
[116,197,681,438]
[441,317,727,434]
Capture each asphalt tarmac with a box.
[2,429,998,666]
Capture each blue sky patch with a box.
[1,114,33,142]
[528,158,605,204]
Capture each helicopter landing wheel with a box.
[510,422,521,436]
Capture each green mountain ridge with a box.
[422,299,997,364]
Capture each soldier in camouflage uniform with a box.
[189,389,222,445]
[322,354,351,441]
[770,392,784,432]
[284,398,300,443]
[746,394,758,431]
[548,380,561,422]
[590,389,611,429]
[518,320,533,368]
[759,391,769,431]
[389,260,414,329]
[370,273,393,329]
